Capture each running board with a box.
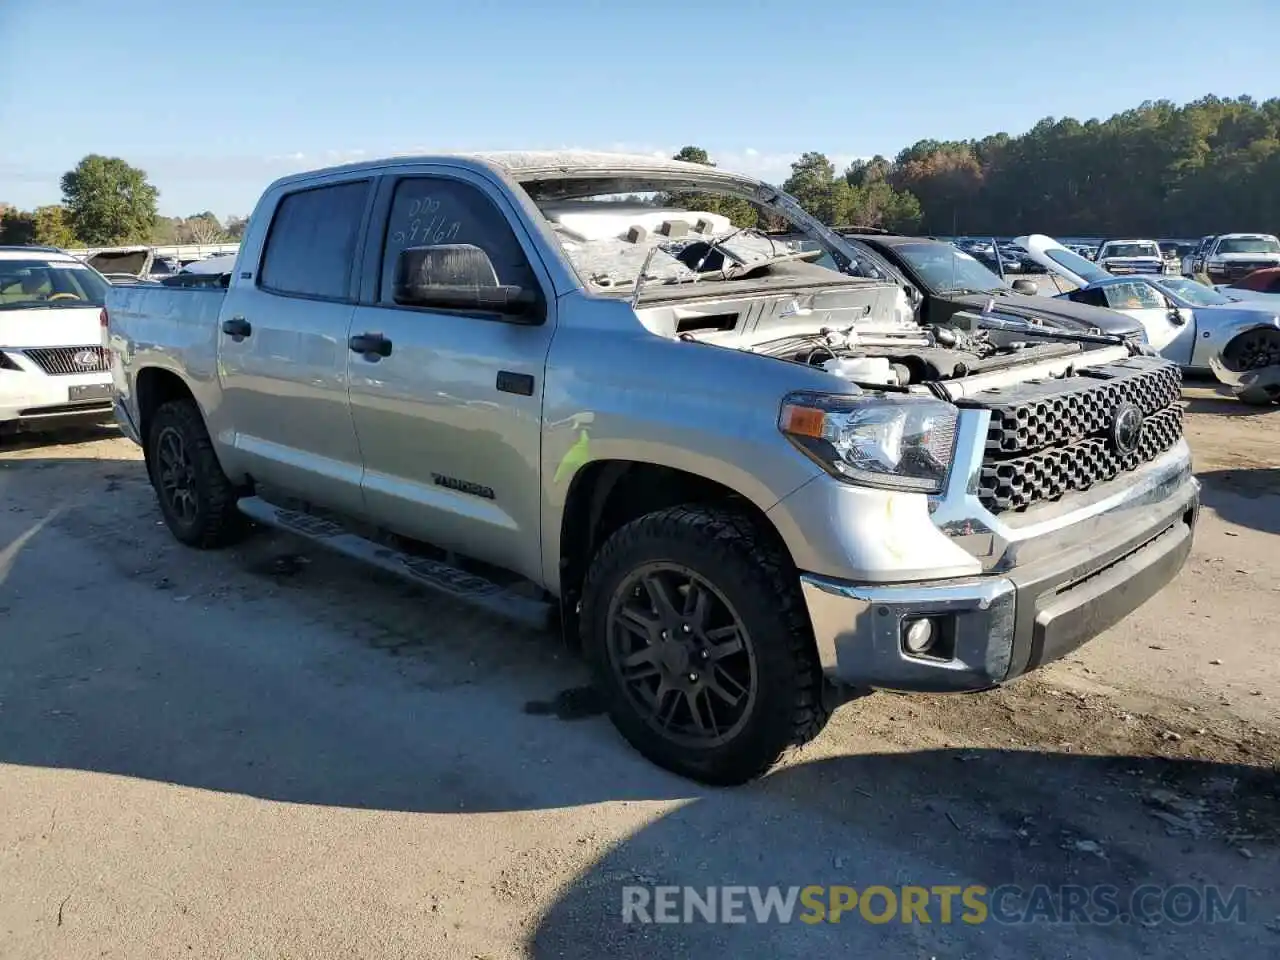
[236,496,554,630]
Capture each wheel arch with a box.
[134,366,199,457]
[556,459,798,650]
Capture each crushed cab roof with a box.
[272,150,764,191]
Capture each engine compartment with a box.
[745,324,1083,387]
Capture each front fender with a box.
[1198,312,1280,384]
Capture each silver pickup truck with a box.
[105,152,1199,784]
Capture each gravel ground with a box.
[0,384,1277,959]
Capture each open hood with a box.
[1014,234,1112,289]
[85,248,151,278]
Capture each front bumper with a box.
[799,458,1200,693]
[1207,263,1280,282]
[0,369,114,431]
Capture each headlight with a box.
[779,393,959,493]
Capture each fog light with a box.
[903,617,937,655]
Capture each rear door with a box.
[345,169,557,583]
[215,177,373,515]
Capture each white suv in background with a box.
[0,247,115,435]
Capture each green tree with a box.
[0,209,36,245]
[60,155,159,245]
[32,205,77,247]
[151,216,180,244]
[880,94,1280,235]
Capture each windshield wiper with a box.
[940,286,1004,297]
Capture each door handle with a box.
[349,333,393,358]
[221,316,252,339]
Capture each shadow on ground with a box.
[530,749,1279,958]
[2,452,1278,958]
[0,422,119,452]
[1181,396,1273,417]
[1198,467,1280,535]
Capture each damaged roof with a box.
[270,150,765,190]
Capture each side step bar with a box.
[236,496,554,631]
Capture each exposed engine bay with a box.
[638,283,1142,394]
[743,322,1083,387]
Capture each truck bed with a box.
[106,285,229,407]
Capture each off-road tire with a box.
[580,504,830,785]
[147,399,248,548]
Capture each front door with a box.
[216,178,372,515]
[346,170,557,583]
[1098,281,1184,355]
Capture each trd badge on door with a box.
[431,473,496,500]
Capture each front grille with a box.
[958,357,1184,515]
[1221,262,1273,276]
[22,346,107,376]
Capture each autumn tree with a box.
[61,155,159,244]
[179,211,226,243]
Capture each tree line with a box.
[0,155,247,248]
[3,94,1278,248]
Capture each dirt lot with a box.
[1,384,1277,959]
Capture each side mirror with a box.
[1168,306,1188,326]
[393,244,541,321]
[1011,278,1039,295]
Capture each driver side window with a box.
[1104,282,1163,311]
[378,176,538,304]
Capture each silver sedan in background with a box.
[1017,234,1280,405]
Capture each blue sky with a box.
[2,0,1277,218]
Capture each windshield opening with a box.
[889,242,1006,294]
[1153,276,1231,307]
[1102,242,1159,259]
[519,177,875,293]
[0,259,110,310]
[1215,236,1280,255]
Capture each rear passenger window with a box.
[259,180,370,300]
[379,177,538,303]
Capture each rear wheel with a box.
[147,399,248,548]
[580,505,830,785]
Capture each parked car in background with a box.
[158,253,240,288]
[0,246,114,434]
[1200,233,1280,285]
[1018,234,1280,405]
[1181,235,1217,277]
[1215,266,1280,303]
[104,151,1198,783]
[836,233,1145,339]
[1094,239,1166,276]
[82,246,172,284]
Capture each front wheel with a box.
[146,399,249,548]
[580,505,830,785]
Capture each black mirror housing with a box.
[1011,278,1039,295]
[393,244,542,322]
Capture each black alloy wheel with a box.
[605,562,758,749]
